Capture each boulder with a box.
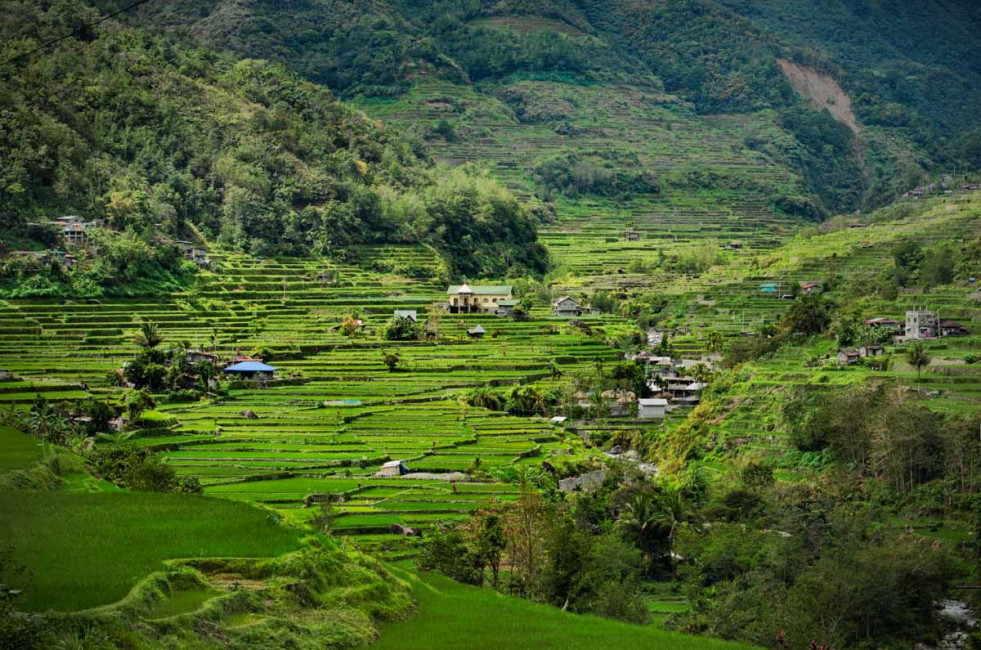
[388,523,422,537]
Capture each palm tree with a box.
[706,330,724,355]
[617,493,663,562]
[906,342,931,382]
[134,320,162,349]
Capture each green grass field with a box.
[0,491,302,611]
[372,568,758,650]
[0,424,44,471]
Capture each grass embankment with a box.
[0,424,44,471]
[0,491,302,611]
[373,567,758,650]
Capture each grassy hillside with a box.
[373,567,759,650]
[0,490,302,610]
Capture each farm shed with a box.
[223,360,277,380]
[837,349,861,365]
[393,309,418,323]
[467,325,486,339]
[495,299,519,316]
[378,460,409,477]
[638,398,668,420]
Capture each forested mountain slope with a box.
[115,0,981,218]
[0,1,547,278]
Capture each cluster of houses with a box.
[443,285,602,318]
[11,249,80,269]
[836,346,884,366]
[901,309,968,341]
[9,217,213,271]
[901,175,980,199]
[117,349,279,389]
[837,309,970,365]
[627,352,717,419]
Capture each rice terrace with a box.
[2,1,981,649]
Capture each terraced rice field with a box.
[0,250,630,554]
[355,77,807,276]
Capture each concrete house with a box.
[447,283,513,314]
[52,216,89,246]
[649,357,675,376]
[905,310,936,340]
[665,378,703,405]
[223,360,277,380]
[638,398,668,420]
[552,296,583,317]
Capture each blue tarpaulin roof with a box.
[224,361,276,373]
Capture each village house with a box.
[865,317,901,330]
[377,460,409,477]
[905,309,937,340]
[798,280,822,295]
[176,240,210,268]
[52,216,90,246]
[939,320,969,337]
[467,325,486,339]
[624,231,641,241]
[648,356,676,376]
[223,359,277,381]
[495,299,519,316]
[393,309,418,323]
[552,296,583,317]
[186,350,220,365]
[859,345,884,358]
[664,377,703,405]
[637,398,668,420]
[447,283,513,314]
[837,349,861,365]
